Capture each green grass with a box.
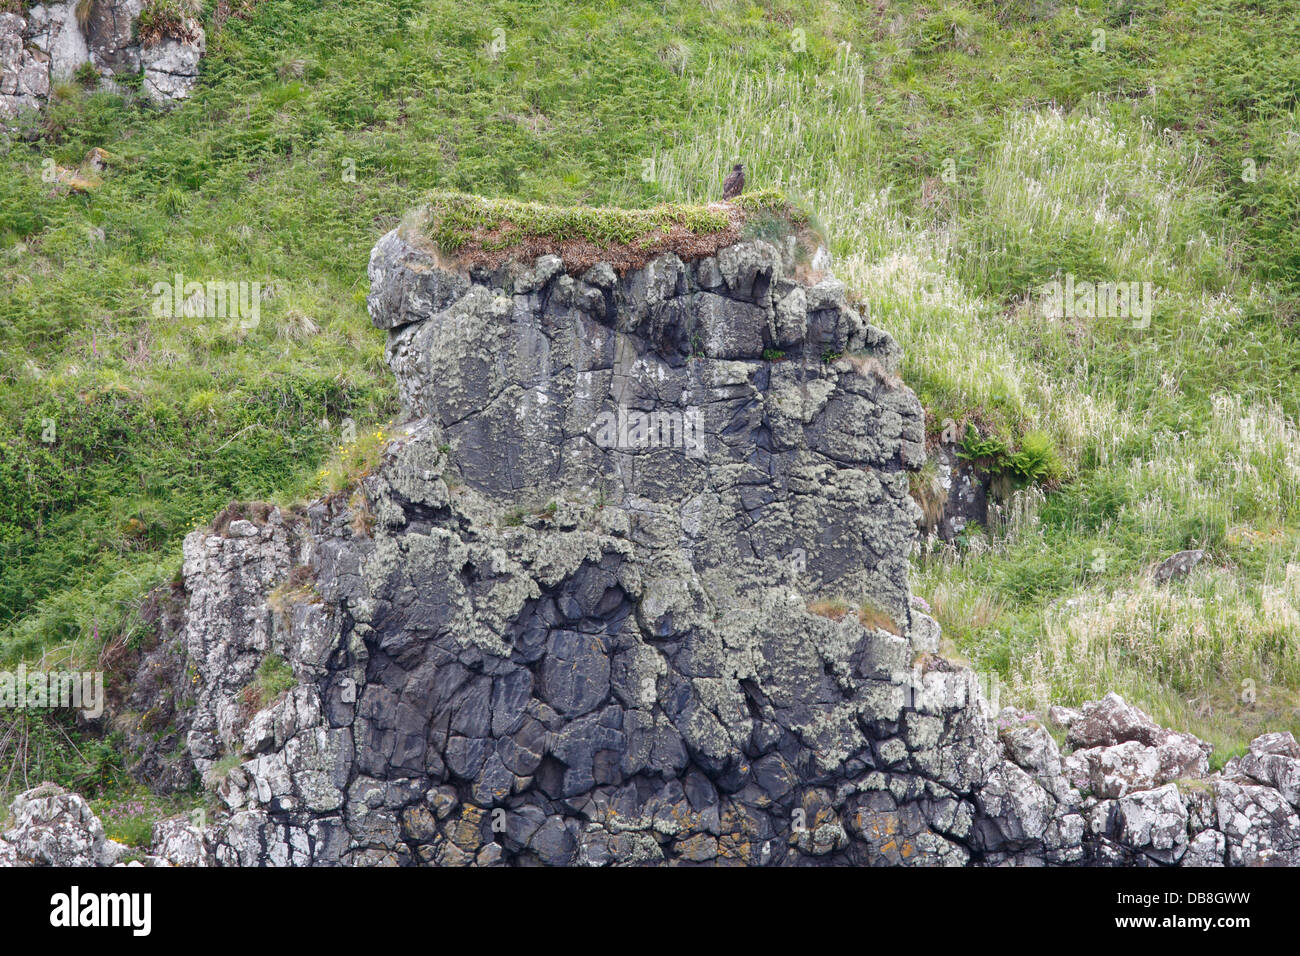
[644,0,1300,753]
[0,709,124,799]
[2,0,1300,781]
[413,189,734,253]
[245,652,295,711]
[90,786,209,848]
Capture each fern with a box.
[958,423,1061,488]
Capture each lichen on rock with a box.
[0,1,204,121]
[24,199,1299,868]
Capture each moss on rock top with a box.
[399,188,808,274]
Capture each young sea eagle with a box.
[722,163,745,200]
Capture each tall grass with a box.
[654,23,1300,749]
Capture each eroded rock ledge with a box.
[6,205,1300,867]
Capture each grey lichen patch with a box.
[375,421,453,512]
[769,372,837,425]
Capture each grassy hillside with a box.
[2,0,1299,788]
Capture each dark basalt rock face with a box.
[370,225,923,615]
[59,222,1300,868]
[179,227,964,866]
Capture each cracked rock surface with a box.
[0,2,201,119]
[10,227,1300,867]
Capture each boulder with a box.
[1214,780,1300,866]
[1223,732,1300,808]
[2,783,112,867]
[151,818,211,866]
[141,33,206,105]
[1153,549,1204,582]
[1113,783,1188,864]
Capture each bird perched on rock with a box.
[722,163,745,200]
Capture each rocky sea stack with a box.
[5,194,1300,867]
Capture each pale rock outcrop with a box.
[151,817,211,866]
[0,1,202,119]
[141,30,204,105]
[1,783,114,866]
[26,2,90,82]
[1223,731,1300,809]
[1061,693,1211,798]
[0,12,48,115]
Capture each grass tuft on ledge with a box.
[402,188,808,273]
